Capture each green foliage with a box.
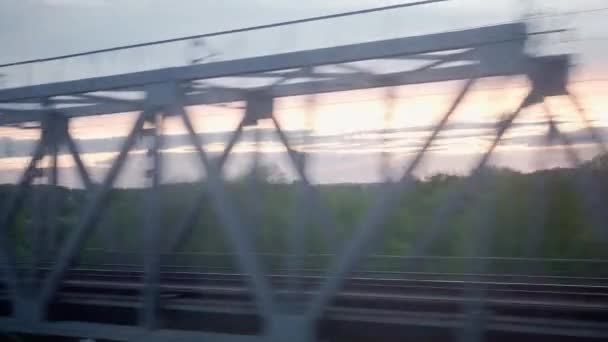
[2,154,608,276]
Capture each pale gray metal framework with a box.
[0,21,603,341]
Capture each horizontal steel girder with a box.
[0,23,538,125]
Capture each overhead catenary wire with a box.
[0,3,604,96]
[0,0,447,69]
[0,26,594,97]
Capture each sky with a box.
[0,0,607,186]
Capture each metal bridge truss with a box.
[0,22,605,341]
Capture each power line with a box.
[0,26,574,94]
[0,0,446,69]
[529,6,608,19]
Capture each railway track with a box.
[2,266,608,339]
[5,266,608,310]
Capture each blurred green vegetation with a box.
[3,153,608,276]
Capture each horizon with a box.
[1,0,607,186]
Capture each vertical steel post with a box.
[28,171,44,297]
[246,124,262,252]
[141,111,164,329]
[522,129,554,264]
[381,87,396,182]
[457,180,501,342]
[285,94,315,311]
[285,181,308,312]
[46,121,60,259]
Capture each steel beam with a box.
[141,112,164,329]
[541,104,608,245]
[284,96,315,311]
[0,20,592,342]
[305,78,476,322]
[0,140,45,311]
[39,111,147,313]
[567,92,608,154]
[65,133,94,189]
[27,174,45,295]
[518,127,554,277]
[166,114,245,253]
[0,24,525,102]
[407,100,531,265]
[0,141,46,232]
[179,108,277,321]
[271,116,339,249]
[45,123,60,257]
[457,183,502,342]
[0,47,537,125]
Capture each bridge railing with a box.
[0,14,607,342]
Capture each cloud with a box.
[1,141,602,187]
[1,121,605,186]
[501,126,608,148]
[0,120,593,159]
